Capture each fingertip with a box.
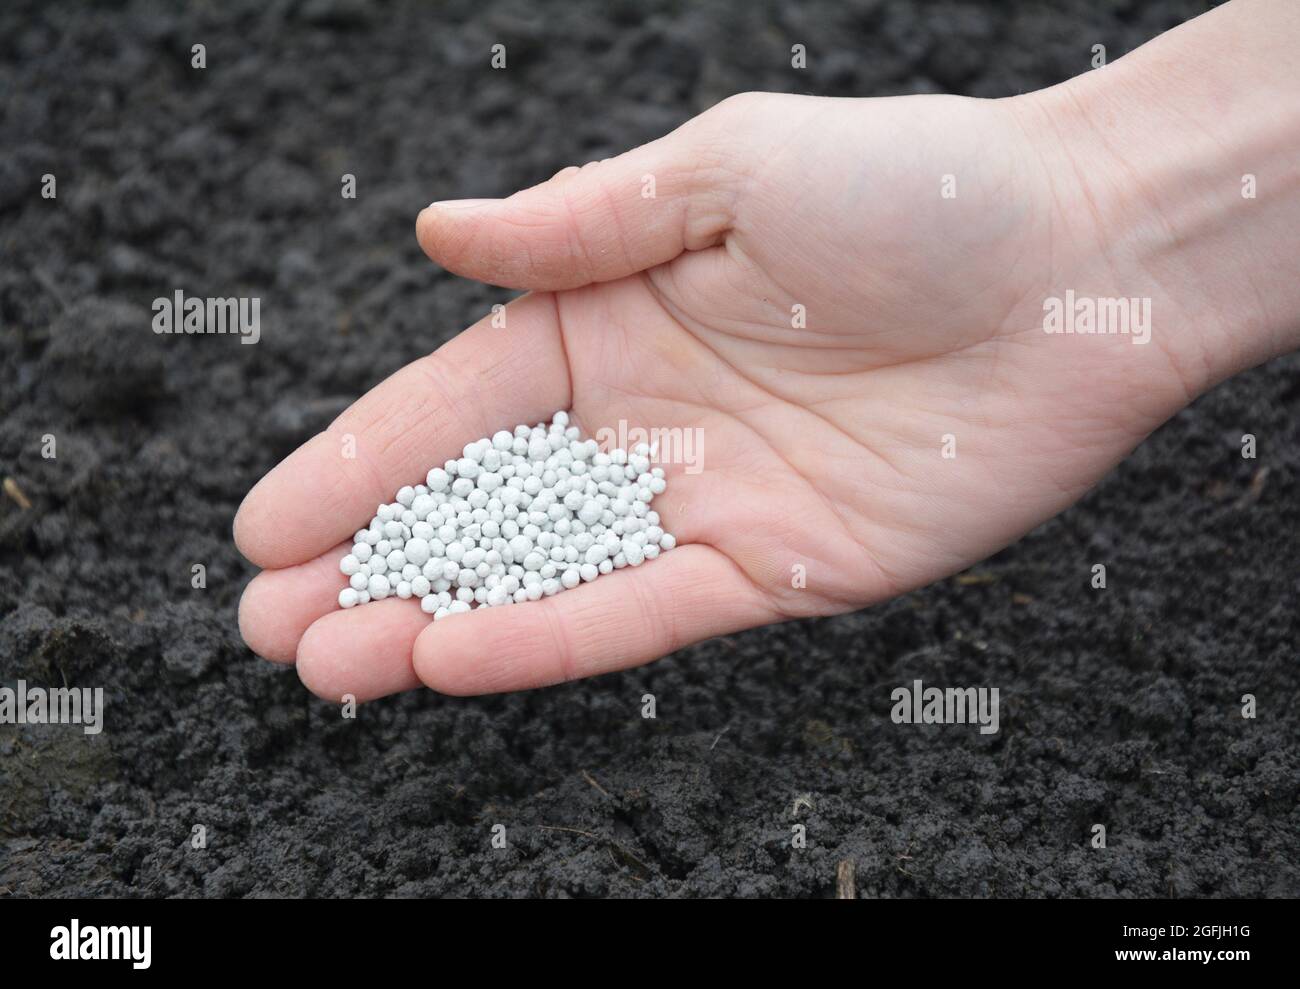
[296,603,428,703]
[233,462,328,571]
[232,480,283,570]
[414,203,439,260]
[237,572,297,665]
[295,624,341,701]
[415,199,500,272]
[239,542,354,665]
[232,497,252,561]
[296,616,356,702]
[412,601,573,696]
[411,614,481,696]
[415,189,594,291]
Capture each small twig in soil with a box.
[540,825,598,838]
[581,769,611,800]
[3,477,32,510]
[895,841,916,877]
[836,859,856,899]
[539,825,656,879]
[33,268,69,311]
[1236,466,1270,506]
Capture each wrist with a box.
[1009,0,1300,396]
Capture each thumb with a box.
[415,100,749,291]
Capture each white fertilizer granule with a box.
[337,411,676,620]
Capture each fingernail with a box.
[426,198,501,211]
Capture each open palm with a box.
[237,91,1194,699]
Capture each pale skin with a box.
[236,0,1300,700]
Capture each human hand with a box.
[236,0,1300,700]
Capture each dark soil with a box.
[2,0,1296,898]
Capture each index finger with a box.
[234,292,571,570]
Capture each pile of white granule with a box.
[338,411,676,620]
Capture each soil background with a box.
[2,0,1296,898]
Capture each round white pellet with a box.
[340,554,360,576]
[404,537,430,566]
[339,588,360,608]
[368,574,391,599]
